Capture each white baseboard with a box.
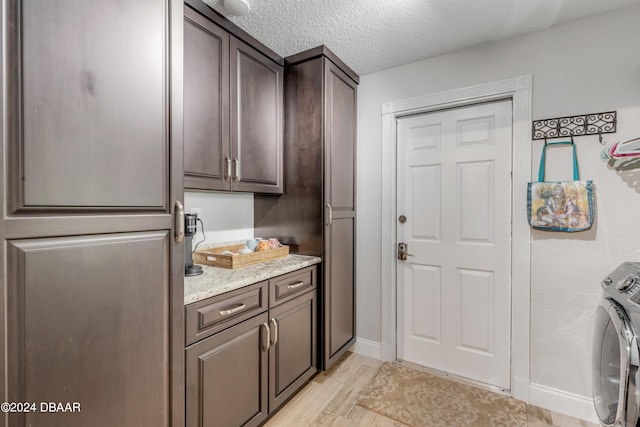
[529,382,598,424]
[511,377,530,402]
[353,337,382,360]
[380,342,395,362]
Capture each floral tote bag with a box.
[527,140,594,232]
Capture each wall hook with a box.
[532,111,616,141]
[598,133,605,145]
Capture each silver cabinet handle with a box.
[175,201,184,243]
[261,322,270,352]
[219,303,245,316]
[287,281,305,290]
[233,158,240,183]
[224,157,231,182]
[326,203,333,226]
[269,318,278,346]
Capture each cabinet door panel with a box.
[269,291,317,412]
[8,0,168,211]
[323,59,357,369]
[186,313,268,427]
[6,232,170,427]
[184,7,230,191]
[230,37,283,194]
[325,61,357,211]
[325,217,355,362]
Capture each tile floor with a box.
[264,351,599,427]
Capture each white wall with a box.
[184,191,254,246]
[356,3,640,409]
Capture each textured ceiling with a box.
[204,0,640,76]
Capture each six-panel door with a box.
[395,100,513,389]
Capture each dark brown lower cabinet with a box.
[7,232,171,427]
[269,290,317,413]
[186,313,269,427]
[185,266,317,426]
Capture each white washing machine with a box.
[594,262,640,426]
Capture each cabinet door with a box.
[6,0,170,213]
[6,232,171,427]
[269,291,317,412]
[325,60,357,213]
[325,218,355,364]
[323,60,357,369]
[184,6,230,191]
[230,37,283,194]
[2,1,185,426]
[186,313,269,427]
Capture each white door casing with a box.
[397,100,512,389]
[379,76,532,401]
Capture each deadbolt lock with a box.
[398,242,414,260]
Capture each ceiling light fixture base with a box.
[223,0,250,16]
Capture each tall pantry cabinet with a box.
[255,47,359,369]
[0,1,185,426]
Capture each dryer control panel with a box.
[602,262,640,310]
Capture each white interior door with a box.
[396,100,512,389]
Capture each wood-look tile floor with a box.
[265,351,599,427]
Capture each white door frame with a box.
[380,76,532,402]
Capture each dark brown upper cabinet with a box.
[184,7,230,191]
[230,37,283,193]
[184,2,283,194]
[6,0,172,215]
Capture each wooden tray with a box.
[193,244,289,269]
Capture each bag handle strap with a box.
[538,138,579,181]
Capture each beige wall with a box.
[356,3,640,408]
[184,191,254,245]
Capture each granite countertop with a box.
[184,254,322,305]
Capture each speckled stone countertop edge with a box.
[184,254,322,306]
